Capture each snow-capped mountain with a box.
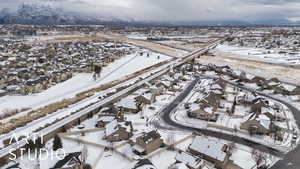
[0,4,132,25]
[0,4,298,26]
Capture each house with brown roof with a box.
[246,74,266,84]
[187,104,219,122]
[135,93,155,105]
[51,152,82,169]
[156,81,171,90]
[116,96,140,114]
[131,159,157,169]
[132,130,164,155]
[198,92,221,110]
[240,113,271,135]
[104,120,133,142]
[214,78,227,89]
[96,116,116,128]
[281,84,300,95]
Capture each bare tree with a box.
[251,149,267,168]
[166,132,175,150]
[227,142,237,154]
[81,144,88,163]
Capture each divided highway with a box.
[0,39,222,159]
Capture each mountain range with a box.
[0,4,133,25]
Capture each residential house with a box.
[104,120,133,142]
[169,163,190,169]
[148,85,163,96]
[214,78,227,89]
[188,136,239,169]
[280,84,300,95]
[132,130,164,155]
[232,70,247,81]
[175,151,204,169]
[132,159,157,169]
[96,116,116,128]
[262,107,285,122]
[187,104,219,122]
[246,74,266,84]
[135,92,155,105]
[99,105,119,115]
[240,113,271,135]
[97,109,125,128]
[156,81,171,90]
[198,92,221,110]
[0,90,7,97]
[50,152,82,169]
[250,98,269,114]
[266,77,280,85]
[116,96,140,114]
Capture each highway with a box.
[0,39,222,159]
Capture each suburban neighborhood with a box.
[1,11,300,169]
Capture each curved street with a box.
[156,74,300,168]
[228,81,300,169]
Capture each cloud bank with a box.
[0,0,299,22]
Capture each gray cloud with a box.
[0,0,300,22]
[243,0,300,5]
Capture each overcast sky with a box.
[1,0,300,22]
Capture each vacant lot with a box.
[97,33,188,57]
[198,55,300,85]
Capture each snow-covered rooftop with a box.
[189,136,227,162]
[105,120,119,136]
[116,96,138,110]
[175,151,203,169]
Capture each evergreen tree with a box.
[83,163,92,169]
[53,134,63,151]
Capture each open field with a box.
[97,33,188,57]
[214,45,300,66]
[159,40,208,51]
[197,55,300,85]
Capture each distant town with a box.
[0,24,300,169]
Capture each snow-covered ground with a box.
[171,76,297,153]
[5,72,282,169]
[126,34,147,40]
[0,51,171,115]
[197,55,300,85]
[214,45,300,66]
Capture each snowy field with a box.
[126,34,147,40]
[214,45,300,66]
[0,51,170,115]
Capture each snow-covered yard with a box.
[0,51,171,115]
[214,45,300,66]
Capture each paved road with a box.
[0,40,222,161]
[158,73,300,168]
[223,79,300,169]
[233,83,300,169]
[158,76,284,158]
